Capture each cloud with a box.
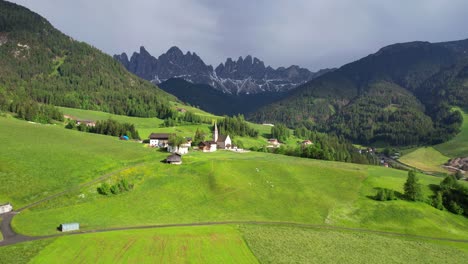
[10,0,468,70]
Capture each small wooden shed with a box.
[166,153,182,165]
[59,222,80,232]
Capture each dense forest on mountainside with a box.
[0,1,176,119]
[159,78,287,115]
[251,40,468,146]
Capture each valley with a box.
[1,0,468,263]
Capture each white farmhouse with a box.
[0,202,13,214]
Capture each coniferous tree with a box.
[404,170,423,201]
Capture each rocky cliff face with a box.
[114,46,332,94]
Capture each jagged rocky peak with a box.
[114,46,334,94]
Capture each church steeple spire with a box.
[213,121,218,142]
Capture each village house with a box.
[301,140,313,146]
[167,142,190,155]
[267,138,280,147]
[166,153,182,165]
[198,141,217,152]
[0,202,12,214]
[149,133,173,148]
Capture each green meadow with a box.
[0,116,154,208]
[12,150,468,241]
[398,147,450,173]
[398,108,468,172]
[27,226,257,264]
[435,108,468,157]
[1,111,468,262]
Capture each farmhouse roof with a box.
[166,153,182,162]
[149,133,174,140]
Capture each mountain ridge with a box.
[114,46,333,94]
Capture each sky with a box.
[10,0,468,71]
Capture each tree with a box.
[404,170,423,201]
[432,191,444,210]
[193,129,206,145]
[97,182,111,195]
[168,134,186,147]
[455,171,464,180]
[271,124,290,142]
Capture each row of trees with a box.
[376,170,467,217]
[65,118,140,139]
[97,179,133,195]
[218,115,259,138]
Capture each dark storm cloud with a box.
[10,0,468,70]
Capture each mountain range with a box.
[114,46,332,95]
[250,39,468,146]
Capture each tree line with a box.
[66,118,140,139]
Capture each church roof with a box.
[217,135,228,142]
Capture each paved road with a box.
[0,212,50,246]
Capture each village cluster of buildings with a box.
[149,123,232,165]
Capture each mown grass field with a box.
[241,225,468,263]
[26,226,257,264]
[398,147,450,173]
[435,108,468,157]
[0,116,154,208]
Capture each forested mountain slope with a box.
[251,39,468,146]
[0,0,177,118]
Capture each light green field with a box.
[398,147,450,173]
[0,239,53,264]
[27,226,257,264]
[2,114,468,262]
[0,116,154,208]
[12,150,468,241]
[435,108,468,157]
[241,225,468,264]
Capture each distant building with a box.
[166,153,182,165]
[301,140,313,146]
[59,222,80,232]
[267,138,280,147]
[149,133,174,148]
[0,202,12,214]
[76,120,96,127]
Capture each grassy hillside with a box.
[11,150,468,240]
[1,116,468,262]
[0,116,154,208]
[398,147,450,173]
[435,108,468,157]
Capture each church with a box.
[198,123,231,152]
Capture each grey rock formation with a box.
[114,46,333,94]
